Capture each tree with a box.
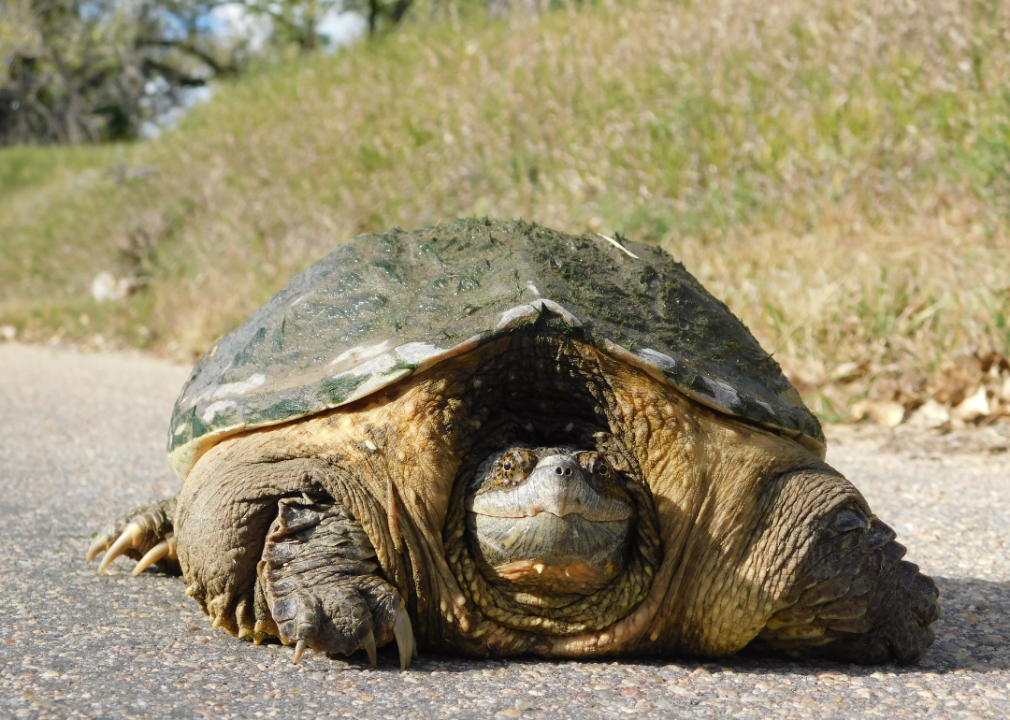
[240,0,336,51]
[0,0,244,144]
[0,0,481,145]
[239,0,412,50]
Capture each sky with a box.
[209,2,368,52]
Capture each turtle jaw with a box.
[470,513,633,594]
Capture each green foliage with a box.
[0,0,243,145]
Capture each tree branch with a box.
[136,38,236,77]
[141,58,208,87]
[389,0,413,24]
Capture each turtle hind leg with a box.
[753,508,940,665]
[87,497,179,576]
[816,558,938,665]
[259,495,415,669]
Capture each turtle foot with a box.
[267,581,415,669]
[87,498,179,576]
[259,495,416,669]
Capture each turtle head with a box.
[465,445,635,595]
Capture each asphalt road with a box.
[2,342,1010,719]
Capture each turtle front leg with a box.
[753,503,940,664]
[259,495,415,668]
[86,498,179,576]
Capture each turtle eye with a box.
[503,461,512,471]
[577,452,611,481]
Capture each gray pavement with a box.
[2,342,1010,719]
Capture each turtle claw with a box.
[292,639,307,664]
[131,533,177,576]
[86,534,110,562]
[96,522,144,575]
[393,607,415,670]
[363,630,378,668]
[87,499,179,575]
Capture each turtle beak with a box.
[470,454,633,522]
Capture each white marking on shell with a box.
[495,304,540,330]
[493,300,585,331]
[211,373,266,399]
[202,400,238,423]
[333,352,398,379]
[343,368,413,403]
[637,349,678,372]
[602,338,683,388]
[330,341,391,367]
[706,378,741,411]
[602,339,664,382]
[173,422,190,436]
[525,281,544,298]
[756,399,774,414]
[394,342,444,365]
[529,299,583,327]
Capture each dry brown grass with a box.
[2,0,1010,423]
[676,227,1010,422]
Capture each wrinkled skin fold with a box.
[91,328,939,665]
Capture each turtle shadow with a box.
[717,576,1010,677]
[475,576,1010,678]
[308,577,1010,675]
[912,576,1010,674]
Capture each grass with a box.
[3,0,1010,420]
[0,143,155,345]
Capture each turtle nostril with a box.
[555,467,563,475]
[564,468,572,476]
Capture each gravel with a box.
[2,342,1009,719]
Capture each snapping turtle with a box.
[87,217,939,668]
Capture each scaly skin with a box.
[258,496,414,668]
[89,331,938,666]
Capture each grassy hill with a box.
[3,0,1010,422]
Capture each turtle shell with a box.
[168,218,824,478]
